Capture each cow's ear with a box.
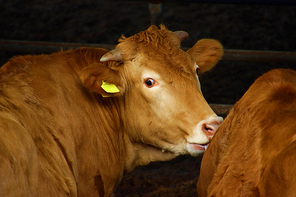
[187,39,223,73]
[79,62,126,97]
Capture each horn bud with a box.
[100,48,123,62]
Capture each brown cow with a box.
[197,68,296,197]
[0,25,223,197]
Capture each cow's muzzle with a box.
[186,116,223,156]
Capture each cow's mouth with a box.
[187,142,209,156]
[188,143,208,151]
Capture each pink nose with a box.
[201,117,223,139]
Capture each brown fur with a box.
[0,26,223,196]
[197,69,296,197]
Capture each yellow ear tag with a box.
[101,81,120,93]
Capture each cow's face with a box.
[121,54,223,156]
[80,25,223,157]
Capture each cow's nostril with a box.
[202,123,215,138]
[203,124,214,132]
[201,118,223,139]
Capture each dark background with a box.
[0,0,295,196]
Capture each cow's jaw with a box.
[123,134,179,172]
[186,116,223,156]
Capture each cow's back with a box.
[197,69,296,197]
[0,48,125,196]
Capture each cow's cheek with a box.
[126,84,190,153]
[147,89,178,120]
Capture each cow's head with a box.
[80,25,223,158]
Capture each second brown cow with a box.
[197,69,296,197]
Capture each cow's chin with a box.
[186,142,208,157]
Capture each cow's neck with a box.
[95,90,177,172]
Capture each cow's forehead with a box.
[138,49,196,78]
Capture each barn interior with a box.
[0,0,295,196]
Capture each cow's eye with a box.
[144,78,155,88]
